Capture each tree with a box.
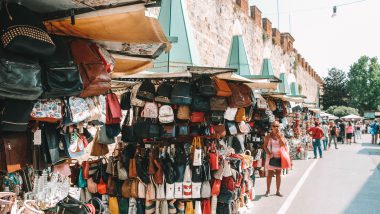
[347,56,380,113]
[321,68,348,109]
[326,105,359,118]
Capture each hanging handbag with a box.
[63,131,85,158]
[213,77,232,97]
[224,107,238,121]
[0,99,34,132]
[117,161,128,180]
[166,183,175,200]
[138,179,146,198]
[185,201,194,214]
[210,111,224,124]
[0,3,55,58]
[211,179,222,196]
[225,121,238,135]
[192,182,202,199]
[121,179,132,198]
[106,93,122,124]
[194,200,202,214]
[201,181,211,198]
[121,108,137,142]
[171,82,192,105]
[141,102,159,119]
[64,97,91,125]
[30,99,62,123]
[210,97,228,111]
[129,153,137,178]
[177,124,190,136]
[120,91,131,110]
[191,94,210,112]
[211,125,226,139]
[183,165,192,199]
[191,137,203,166]
[131,83,145,107]
[174,182,183,199]
[130,179,139,198]
[208,143,219,171]
[57,195,91,214]
[238,121,250,134]
[195,75,216,97]
[97,178,107,195]
[146,176,156,201]
[98,125,116,144]
[234,108,246,122]
[192,166,203,183]
[177,105,190,120]
[201,199,211,214]
[191,112,205,123]
[85,97,102,122]
[137,80,156,102]
[0,132,32,173]
[161,125,177,138]
[91,128,109,156]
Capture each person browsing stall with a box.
[308,121,324,159]
[263,121,288,197]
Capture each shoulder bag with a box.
[0,132,32,173]
[106,93,122,124]
[0,99,34,132]
[30,99,62,123]
[213,77,232,97]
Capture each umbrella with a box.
[341,114,363,120]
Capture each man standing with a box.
[321,121,329,150]
[308,121,324,159]
[370,119,379,144]
[339,121,346,144]
[329,122,339,149]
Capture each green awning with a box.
[226,35,251,76]
[289,82,307,98]
[151,0,200,73]
[242,58,281,82]
[277,73,291,95]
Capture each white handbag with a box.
[224,107,238,121]
[85,97,102,122]
[165,183,175,200]
[146,177,156,201]
[155,183,165,200]
[128,198,137,214]
[141,102,158,119]
[192,137,202,166]
[117,161,128,180]
[182,165,192,199]
[174,182,183,199]
[194,201,202,214]
[191,182,202,199]
[211,195,218,214]
[138,180,146,199]
[201,181,211,198]
[159,105,174,123]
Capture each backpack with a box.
[159,105,174,124]
[171,82,192,105]
[70,39,111,98]
[141,102,158,119]
[177,105,190,120]
[213,77,232,97]
[137,80,155,102]
[191,94,210,112]
[195,76,216,97]
[155,82,172,104]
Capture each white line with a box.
[277,159,319,214]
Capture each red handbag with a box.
[201,199,211,214]
[222,176,235,192]
[209,143,219,171]
[211,179,221,196]
[97,178,107,195]
[106,93,122,125]
[190,112,205,123]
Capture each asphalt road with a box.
[248,134,380,214]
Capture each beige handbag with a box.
[87,178,98,194]
[201,181,211,198]
[117,161,128,180]
[138,179,146,199]
[146,176,156,201]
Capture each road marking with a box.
[277,159,318,214]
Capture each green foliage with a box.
[347,56,380,113]
[321,68,349,109]
[326,105,359,118]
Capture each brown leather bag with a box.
[214,77,232,97]
[228,83,252,108]
[0,132,32,173]
[153,159,164,185]
[177,105,190,120]
[235,108,246,122]
[148,150,156,175]
[107,177,117,196]
[82,159,101,179]
[121,179,132,198]
[91,128,109,156]
[210,97,228,111]
[211,125,226,139]
[129,155,137,178]
[130,179,139,198]
[70,39,111,98]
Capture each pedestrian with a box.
[369,119,379,144]
[329,122,339,149]
[355,122,362,141]
[263,121,287,197]
[308,121,324,159]
[339,121,346,144]
[345,121,354,145]
[321,121,329,150]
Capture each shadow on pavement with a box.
[254,194,266,202]
[357,148,380,156]
[344,163,380,214]
[361,143,380,148]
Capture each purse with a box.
[121,108,137,142]
[191,112,205,123]
[183,165,192,199]
[0,132,32,173]
[30,99,62,123]
[106,93,122,125]
[210,97,228,111]
[121,179,132,198]
[63,131,85,158]
[191,137,203,166]
[201,181,211,198]
[192,182,202,199]
[91,128,109,156]
[211,125,226,139]
[0,99,34,132]
[177,105,190,120]
[213,77,232,97]
[0,3,55,58]
[208,143,219,171]
[63,97,91,125]
[57,195,91,214]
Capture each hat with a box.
[136,80,155,102]
[155,82,172,104]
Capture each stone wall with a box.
[149,0,323,104]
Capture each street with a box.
[249,134,380,214]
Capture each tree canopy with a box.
[321,68,348,109]
[326,105,359,118]
[347,56,380,113]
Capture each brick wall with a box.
[148,0,322,104]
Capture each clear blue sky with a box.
[252,0,380,77]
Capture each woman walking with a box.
[322,121,329,150]
[346,121,354,145]
[263,121,288,197]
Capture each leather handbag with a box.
[177,105,190,120]
[91,128,109,156]
[210,111,224,124]
[30,99,62,123]
[224,107,238,121]
[0,99,34,132]
[106,93,122,125]
[155,82,172,104]
[40,36,83,98]
[121,179,132,198]
[269,157,281,167]
[191,93,210,112]
[121,108,137,142]
[120,91,131,110]
[191,112,205,123]
[137,80,156,102]
[234,108,246,122]
[227,83,251,108]
[57,195,91,214]
[213,77,232,97]
[171,82,192,105]
[0,132,32,173]
[98,125,116,144]
[0,3,55,58]
[195,75,216,97]
[70,39,111,98]
[211,125,226,139]
[129,154,137,178]
[153,158,164,185]
[210,97,228,111]
[208,143,219,171]
[0,47,43,100]
[130,179,139,198]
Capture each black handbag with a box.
[57,195,91,214]
[202,158,211,181]
[41,122,62,164]
[137,80,155,102]
[136,151,150,184]
[0,3,56,58]
[106,124,121,138]
[0,99,34,132]
[40,36,83,98]
[148,123,160,138]
[119,91,131,110]
[0,48,43,100]
[121,108,137,142]
[163,154,176,184]
[269,157,281,167]
[161,125,176,138]
[192,166,203,183]
[171,82,192,105]
[191,93,210,112]
[195,75,216,97]
[210,111,225,124]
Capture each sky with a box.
[251,0,380,77]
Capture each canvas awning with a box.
[112,55,154,77]
[341,114,363,120]
[217,73,256,83]
[45,4,169,48]
[113,70,192,79]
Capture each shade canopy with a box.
[277,73,291,95]
[341,114,363,120]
